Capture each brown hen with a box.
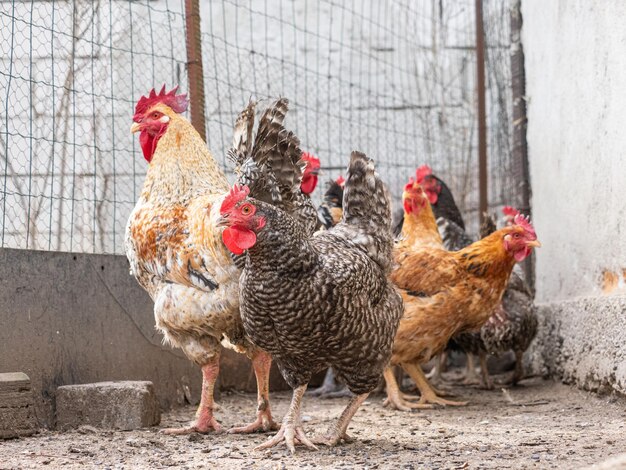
[383,176,541,411]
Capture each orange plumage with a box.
[383,175,540,411]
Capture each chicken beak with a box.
[527,240,542,248]
[130,122,141,134]
[215,215,230,228]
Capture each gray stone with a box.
[0,372,37,439]
[526,296,626,395]
[55,381,160,431]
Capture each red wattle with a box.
[514,247,531,262]
[403,198,413,215]
[222,226,257,255]
[139,131,155,162]
[425,190,438,205]
[301,175,318,195]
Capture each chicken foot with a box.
[312,392,368,446]
[461,354,482,385]
[255,385,318,454]
[404,361,469,407]
[382,367,434,411]
[307,368,353,399]
[479,352,494,389]
[229,350,279,433]
[162,356,222,434]
[495,350,526,386]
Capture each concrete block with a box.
[527,296,626,395]
[55,381,160,431]
[0,372,37,439]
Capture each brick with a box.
[55,381,160,431]
[0,372,37,439]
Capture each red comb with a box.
[302,152,321,171]
[415,165,433,183]
[336,175,345,186]
[404,177,416,192]
[502,206,520,217]
[513,213,536,239]
[220,184,250,214]
[133,85,189,122]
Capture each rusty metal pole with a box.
[475,0,488,224]
[184,0,207,139]
[510,0,534,291]
[510,0,530,217]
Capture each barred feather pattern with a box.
[331,152,395,273]
[238,153,403,394]
[230,98,318,235]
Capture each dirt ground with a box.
[1,376,625,469]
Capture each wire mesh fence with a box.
[1,0,519,255]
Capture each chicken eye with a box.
[152,112,160,119]
[513,233,521,239]
[241,205,252,215]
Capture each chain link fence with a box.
[1,0,519,255]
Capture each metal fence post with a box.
[510,0,534,291]
[475,0,488,225]
[184,0,207,139]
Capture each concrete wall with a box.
[522,0,626,393]
[522,0,626,302]
[0,248,289,428]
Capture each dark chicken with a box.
[219,152,403,452]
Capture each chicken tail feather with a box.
[337,151,394,272]
[230,98,318,234]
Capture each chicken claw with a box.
[254,385,317,454]
[312,392,367,447]
[229,408,279,434]
[383,391,434,411]
[404,362,468,407]
[255,420,318,454]
[383,368,434,411]
[162,360,223,434]
[230,351,279,433]
[161,411,222,435]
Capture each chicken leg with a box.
[403,361,468,407]
[255,385,318,454]
[461,354,481,385]
[312,392,368,446]
[229,350,279,433]
[162,355,222,434]
[382,367,433,411]
[479,352,494,389]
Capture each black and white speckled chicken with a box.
[218,152,403,452]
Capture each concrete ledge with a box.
[0,248,203,428]
[56,381,160,431]
[0,372,37,438]
[527,295,626,395]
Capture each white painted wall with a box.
[522,0,626,302]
